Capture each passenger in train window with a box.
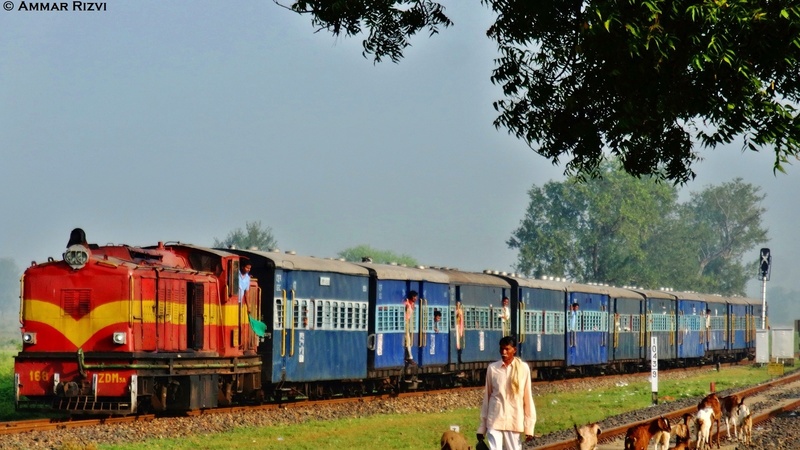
[404,291,418,365]
[455,300,465,364]
[434,309,442,333]
[238,262,251,304]
[477,336,536,450]
[498,297,511,336]
[570,303,580,347]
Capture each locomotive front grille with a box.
[54,396,134,414]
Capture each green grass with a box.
[94,363,793,450]
[0,344,21,421]
[3,346,794,449]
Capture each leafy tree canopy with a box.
[338,244,418,266]
[284,0,800,184]
[508,160,679,285]
[681,177,768,292]
[213,221,278,251]
[508,162,767,295]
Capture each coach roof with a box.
[436,268,510,287]
[352,261,450,282]
[229,249,370,276]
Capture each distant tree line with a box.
[507,161,767,296]
[337,245,418,266]
[213,221,277,251]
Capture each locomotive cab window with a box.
[229,260,240,299]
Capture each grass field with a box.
[2,342,793,449]
[95,363,788,450]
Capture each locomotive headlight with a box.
[22,332,37,345]
[112,332,127,345]
[64,244,90,270]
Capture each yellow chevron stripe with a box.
[23,299,257,347]
[23,299,132,348]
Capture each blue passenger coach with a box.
[566,283,609,368]
[501,275,568,371]
[440,269,511,367]
[357,263,450,371]
[675,291,707,360]
[231,250,371,391]
[703,294,729,355]
[606,286,647,371]
[633,289,677,362]
[727,295,751,358]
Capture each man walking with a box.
[477,336,536,450]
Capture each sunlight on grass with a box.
[92,363,796,450]
[2,345,794,450]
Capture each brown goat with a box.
[720,394,745,440]
[739,412,753,446]
[440,430,471,450]
[574,422,602,450]
[623,416,671,450]
[697,393,722,448]
[672,412,695,445]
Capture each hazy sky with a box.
[2,1,798,298]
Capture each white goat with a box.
[696,406,715,450]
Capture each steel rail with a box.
[533,370,800,450]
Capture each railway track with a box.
[1,364,792,444]
[0,415,157,435]
[534,370,800,450]
[0,385,474,436]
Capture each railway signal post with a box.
[650,336,658,405]
[759,248,771,330]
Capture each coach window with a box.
[357,303,367,330]
[651,313,668,332]
[297,300,311,328]
[465,307,475,330]
[375,305,391,333]
[346,302,354,329]
[620,314,632,332]
[307,299,315,329]
[527,310,542,335]
[293,300,301,328]
[479,307,490,329]
[318,301,331,330]
[330,301,338,329]
[275,298,284,329]
[545,311,565,335]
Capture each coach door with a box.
[187,282,204,350]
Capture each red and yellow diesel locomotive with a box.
[14,229,263,414]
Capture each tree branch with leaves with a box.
[286,0,800,184]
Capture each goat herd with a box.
[574,392,753,450]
